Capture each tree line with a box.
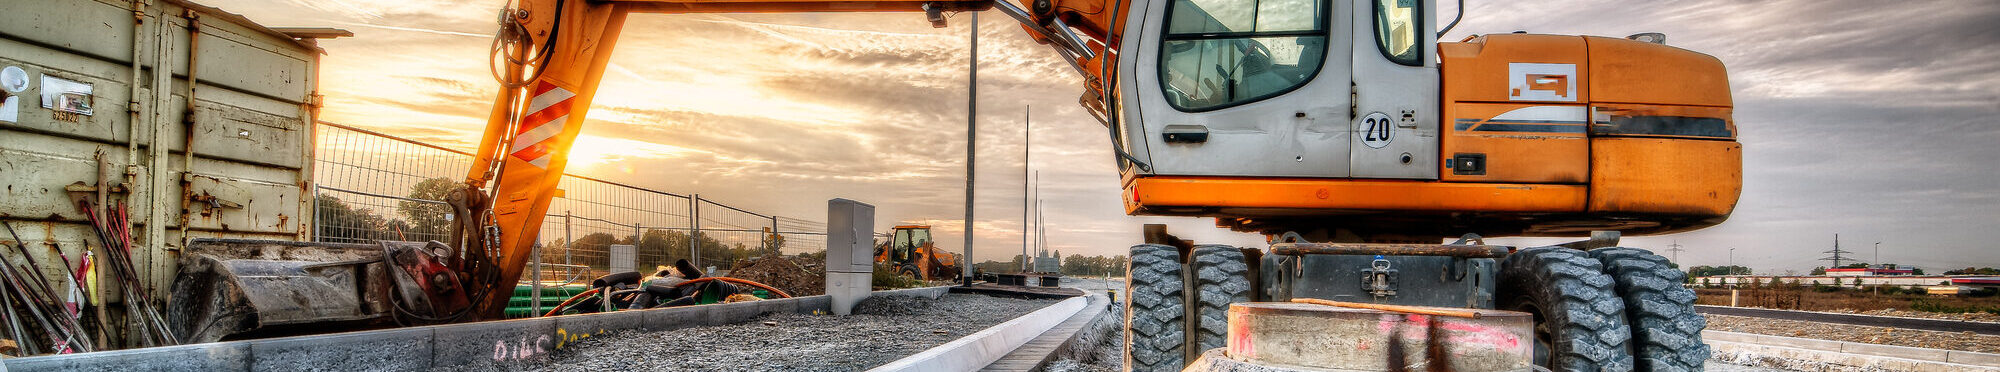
[972,253,1129,277]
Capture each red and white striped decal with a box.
[510,81,576,169]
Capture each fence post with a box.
[530,242,542,317]
[310,185,321,242]
[769,216,779,255]
[632,223,643,270]
[564,211,573,267]
[690,194,701,269]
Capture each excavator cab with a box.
[1108,0,1735,370]
[1116,0,1737,239]
[873,225,959,281]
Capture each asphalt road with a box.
[1694,305,2000,336]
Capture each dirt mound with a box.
[728,255,825,296]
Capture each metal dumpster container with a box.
[0,0,341,348]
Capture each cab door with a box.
[1126,0,1353,177]
[1348,0,1439,179]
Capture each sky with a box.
[205,0,1999,274]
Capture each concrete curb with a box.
[982,292,1113,371]
[1705,330,2000,371]
[5,285,962,371]
[1697,305,2000,336]
[3,287,892,371]
[876,285,955,300]
[869,295,1089,372]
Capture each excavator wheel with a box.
[1590,248,1709,371]
[1124,244,1186,372]
[898,266,922,281]
[1498,246,1636,372]
[1187,245,1250,359]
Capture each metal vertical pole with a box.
[563,212,573,267]
[690,194,702,269]
[633,223,642,270]
[962,12,978,286]
[530,242,542,316]
[770,215,780,255]
[1022,105,1029,273]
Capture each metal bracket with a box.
[1555,230,1622,251]
[1362,258,1397,299]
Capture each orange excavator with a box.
[167,0,1736,370]
[873,225,962,281]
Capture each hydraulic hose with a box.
[540,290,600,318]
[538,277,793,317]
[672,277,793,299]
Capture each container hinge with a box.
[1348,82,1359,120]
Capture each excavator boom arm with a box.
[457,0,1128,319]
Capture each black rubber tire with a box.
[898,266,921,280]
[1498,246,1635,372]
[1124,244,1186,372]
[1591,248,1709,372]
[1187,245,1250,356]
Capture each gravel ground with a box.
[1044,301,1124,372]
[1810,307,2000,323]
[497,293,1056,372]
[1705,314,2000,353]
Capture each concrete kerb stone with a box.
[1708,340,1998,372]
[707,299,767,325]
[870,296,1089,372]
[759,297,800,314]
[554,309,644,347]
[4,294,838,371]
[1841,341,1951,362]
[1952,350,2000,366]
[876,285,954,299]
[430,316,557,369]
[1705,330,2000,369]
[1704,330,1844,351]
[5,339,253,372]
[795,295,832,314]
[643,303,714,331]
[251,326,434,371]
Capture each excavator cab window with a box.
[892,229,914,261]
[1159,0,1328,111]
[909,228,932,249]
[1371,0,1421,66]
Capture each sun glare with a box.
[562,134,710,172]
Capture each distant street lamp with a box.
[1729,247,1737,275]
[1874,242,1881,268]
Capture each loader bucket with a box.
[167,239,395,343]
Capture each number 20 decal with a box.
[1360,112,1393,149]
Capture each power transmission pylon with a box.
[1665,240,1685,266]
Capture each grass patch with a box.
[872,265,923,289]
[1697,287,2000,314]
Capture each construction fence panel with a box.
[311,122,826,285]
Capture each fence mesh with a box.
[311,122,826,286]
